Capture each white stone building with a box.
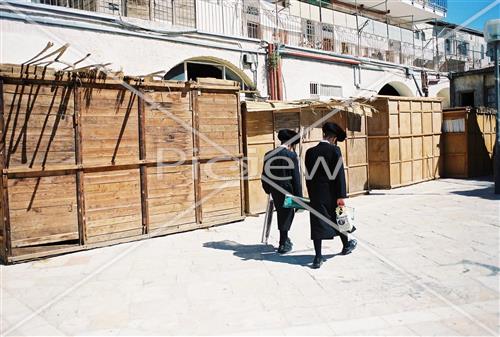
[0,0,492,103]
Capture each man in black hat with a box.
[261,129,302,254]
[305,122,357,269]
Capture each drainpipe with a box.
[276,43,283,100]
[267,43,276,100]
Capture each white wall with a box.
[281,56,428,100]
[0,17,450,102]
[0,18,267,93]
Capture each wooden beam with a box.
[0,79,10,261]
[138,91,149,235]
[74,85,87,245]
[191,90,202,224]
[236,93,245,216]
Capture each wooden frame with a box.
[442,106,496,178]
[367,96,443,189]
[0,64,245,264]
[242,101,372,214]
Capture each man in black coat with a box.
[305,122,357,269]
[261,129,302,254]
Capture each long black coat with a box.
[305,142,347,240]
[261,147,302,231]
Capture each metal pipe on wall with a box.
[494,42,500,194]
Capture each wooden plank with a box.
[0,79,8,261]
[74,85,86,245]
[138,92,149,235]
[0,72,244,262]
[8,175,78,246]
[83,169,142,241]
[236,94,244,217]
[191,90,202,224]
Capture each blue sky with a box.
[445,0,500,32]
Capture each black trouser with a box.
[279,230,288,246]
[313,234,348,257]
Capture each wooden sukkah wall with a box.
[367,96,443,189]
[0,64,244,264]
[442,107,496,178]
[242,100,374,215]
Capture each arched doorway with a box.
[165,56,255,91]
[436,87,450,108]
[378,81,414,97]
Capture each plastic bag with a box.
[335,206,355,233]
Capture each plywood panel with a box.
[367,99,389,136]
[246,143,274,180]
[422,112,433,134]
[389,162,400,187]
[433,112,442,133]
[348,165,368,193]
[144,91,193,162]
[399,113,411,135]
[247,179,268,214]
[3,84,75,169]
[147,165,196,230]
[412,159,423,181]
[246,111,274,144]
[412,137,423,159]
[199,160,242,223]
[369,162,390,189]
[423,136,433,157]
[197,92,240,158]
[400,137,412,161]
[421,101,432,112]
[346,138,367,166]
[368,138,389,162]
[433,135,441,157]
[411,112,422,134]
[389,114,399,135]
[399,100,411,112]
[423,158,434,179]
[411,101,422,112]
[387,100,398,114]
[8,175,78,247]
[84,169,142,244]
[388,138,399,162]
[81,89,139,166]
[401,161,412,185]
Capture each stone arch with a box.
[164,56,255,90]
[436,87,450,108]
[378,81,414,97]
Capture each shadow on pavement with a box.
[456,259,500,276]
[203,240,339,267]
[450,185,499,200]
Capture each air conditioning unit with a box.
[243,53,257,65]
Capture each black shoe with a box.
[285,238,293,250]
[341,239,358,255]
[277,243,292,254]
[312,256,324,269]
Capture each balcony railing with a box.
[423,0,447,13]
[27,0,484,72]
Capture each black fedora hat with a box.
[322,122,346,142]
[277,129,299,145]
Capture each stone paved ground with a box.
[1,178,499,336]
